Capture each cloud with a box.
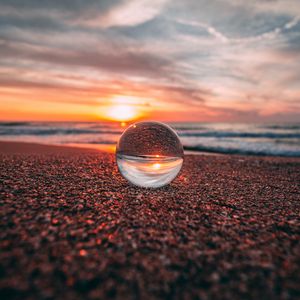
[0,0,299,121]
[0,38,172,79]
[0,0,168,28]
[233,0,300,17]
[0,0,123,18]
[85,0,168,28]
[174,19,229,42]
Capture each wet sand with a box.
[0,141,299,299]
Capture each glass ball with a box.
[116,121,184,188]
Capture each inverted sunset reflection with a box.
[117,154,183,188]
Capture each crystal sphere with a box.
[116,121,184,188]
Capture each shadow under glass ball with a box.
[116,121,184,188]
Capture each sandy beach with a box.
[0,141,299,299]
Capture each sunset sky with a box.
[0,0,300,122]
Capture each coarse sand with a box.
[0,141,299,300]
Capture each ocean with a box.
[0,121,300,157]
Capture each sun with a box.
[99,95,148,122]
[106,104,138,122]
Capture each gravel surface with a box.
[0,142,299,300]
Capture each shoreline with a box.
[0,140,102,155]
[0,140,221,156]
[2,140,300,158]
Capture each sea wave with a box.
[178,131,300,139]
[184,145,300,157]
[0,122,32,126]
[260,124,300,130]
[0,128,123,136]
[1,122,300,157]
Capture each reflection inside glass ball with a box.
[116,121,184,188]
